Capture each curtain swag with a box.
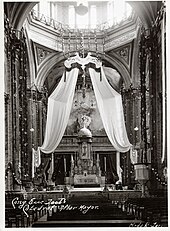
[35,53,131,166]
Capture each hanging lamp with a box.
[75,3,88,15]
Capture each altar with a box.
[74,174,104,186]
[65,115,105,187]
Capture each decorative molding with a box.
[116,47,129,64]
[105,31,137,51]
[36,46,52,65]
[26,10,139,55]
[107,42,133,75]
[64,52,102,69]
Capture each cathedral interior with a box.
[4,0,168,228]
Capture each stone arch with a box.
[4,2,36,30]
[35,52,65,90]
[35,51,131,91]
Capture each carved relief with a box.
[36,47,51,65]
[116,47,129,63]
[108,44,132,68]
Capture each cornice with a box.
[25,10,140,53]
[105,30,136,52]
[25,17,62,52]
[104,17,141,52]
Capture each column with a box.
[14,47,21,191]
[4,26,14,190]
[47,153,55,186]
[116,151,122,182]
[161,10,166,163]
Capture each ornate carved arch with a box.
[35,51,131,91]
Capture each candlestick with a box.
[104,157,106,172]
[71,154,74,163]
[64,157,66,173]
[97,154,99,161]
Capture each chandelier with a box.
[75,3,88,15]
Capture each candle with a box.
[104,157,106,172]
[97,154,99,161]
[71,154,74,163]
[64,157,66,173]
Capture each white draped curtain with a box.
[103,66,122,92]
[37,68,79,157]
[89,67,131,153]
[35,55,131,166]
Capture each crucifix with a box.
[82,142,88,158]
[82,145,87,156]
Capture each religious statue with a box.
[79,114,91,129]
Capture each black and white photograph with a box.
[3,0,168,229]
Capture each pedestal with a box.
[134,164,149,198]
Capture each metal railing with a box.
[30,9,134,35]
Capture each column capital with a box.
[4,92,10,104]
[121,85,141,98]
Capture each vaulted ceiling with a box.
[4,1,162,30]
[4,1,163,94]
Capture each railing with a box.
[30,10,68,33]
[93,136,111,144]
[58,135,111,146]
[30,9,134,35]
[59,136,78,145]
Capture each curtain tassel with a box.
[100,68,102,81]
[64,70,66,82]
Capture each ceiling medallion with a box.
[75,3,88,15]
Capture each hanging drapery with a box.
[89,67,131,153]
[37,68,79,160]
[103,66,122,93]
[35,53,131,167]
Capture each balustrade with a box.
[59,136,111,146]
